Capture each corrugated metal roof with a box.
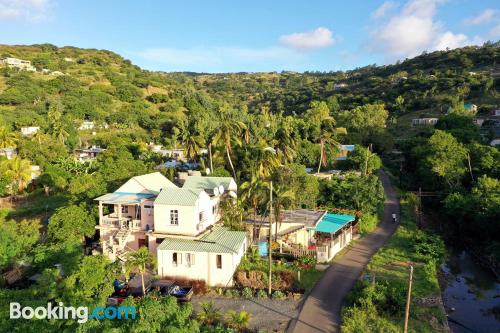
[116,172,177,194]
[182,176,234,191]
[154,188,202,206]
[158,226,247,254]
[94,192,155,204]
[308,213,356,234]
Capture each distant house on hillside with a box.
[20,126,40,136]
[78,121,95,130]
[412,118,438,127]
[0,57,36,71]
[333,83,348,90]
[0,147,16,160]
[75,146,106,161]
[337,145,355,160]
[464,102,478,113]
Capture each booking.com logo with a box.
[10,302,136,323]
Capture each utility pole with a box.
[268,180,273,296]
[403,265,414,333]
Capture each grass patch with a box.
[5,191,69,221]
[296,269,323,292]
[341,194,447,333]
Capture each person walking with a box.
[392,213,397,223]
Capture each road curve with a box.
[288,169,400,333]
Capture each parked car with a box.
[151,280,193,302]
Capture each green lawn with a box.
[341,194,448,333]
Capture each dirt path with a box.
[288,170,400,333]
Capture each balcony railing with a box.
[99,215,143,231]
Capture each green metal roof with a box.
[154,188,202,206]
[157,226,247,254]
[182,176,234,191]
[307,213,356,234]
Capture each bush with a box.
[359,213,378,234]
[224,289,233,298]
[271,290,285,300]
[256,289,268,299]
[242,287,253,299]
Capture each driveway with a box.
[288,169,400,333]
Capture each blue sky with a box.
[0,0,499,72]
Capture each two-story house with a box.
[95,172,246,287]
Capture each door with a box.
[138,238,146,248]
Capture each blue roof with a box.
[341,145,355,151]
[308,213,356,234]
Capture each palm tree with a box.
[183,132,205,161]
[225,310,251,331]
[317,120,347,173]
[252,141,281,178]
[241,174,266,241]
[197,302,222,326]
[0,126,17,148]
[275,119,297,163]
[1,157,34,193]
[212,111,246,180]
[270,183,295,242]
[126,247,156,296]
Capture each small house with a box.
[412,118,439,127]
[0,147,17,160]
[337,145,355,160]
[20,126,40,136]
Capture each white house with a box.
[0,148,17,160]
[0,57,36,71]
[412,118,438,126]
[75,146,106,161]
[20,126,40,136]
[78,121,95,130]
[95,172,245,286]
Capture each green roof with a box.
[158,226,247,254]
[182,176,234,191]
[154,188,202,206]
[307,213,356,234]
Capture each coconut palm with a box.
[183,130,205,161]
[241,174,266,241]
[225,310,251,331]
[252,141,281,178]
[212,111,246,179]
[270,183,295,242]
[0,126,17,148]
[317,119,347,173]
[275,119,297,163]
[1,157,35,193]
[197,302,222,326]
[125,247,156,296]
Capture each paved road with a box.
[288,170,400,333]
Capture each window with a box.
[186,253,195,267]
[212,205,217,215]
[199,212,204,222]
[216,255,222,269]
[144,205,154,216]
[172,252,180,266]
[170,210,179,225]
[121,206,129,214]
[156,237,164,244]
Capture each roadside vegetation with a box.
[341,193,447,333]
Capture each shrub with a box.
[225,310,251,330]
[359,213,378,234]
[197,302,222,326]
[242,287,253,299]
[256,289,268,299]
[224,289,233,298]
[231,289,240,298]
[272,290,285,300]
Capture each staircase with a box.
[106,229,131,262]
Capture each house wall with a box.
[157,239,247,287]
[154,192,215,236]
[140,200,155,230]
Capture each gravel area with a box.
[192,295,300,332]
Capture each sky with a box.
[0,0,499,73]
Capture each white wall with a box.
[153,192,215,236]
[157,238,247,287]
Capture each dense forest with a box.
[0,42,498,332]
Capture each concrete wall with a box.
[153,192,215,236]
[157,238,247,287]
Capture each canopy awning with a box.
[307,213,356,234]
[94,192,155,204]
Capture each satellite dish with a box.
[218,185,224,194]
[213,187,220,196]
[205,168,211,175]
[228,191,237,199]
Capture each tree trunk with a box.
[141,270,145,296]
[226,146,237,180]
[208,143,214,173]
[317,142,324,174]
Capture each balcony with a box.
[98,214,142,231]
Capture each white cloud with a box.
[490,23,500,38]
[464,9,497,25]
[136,46,303,72]
[371,1,397,19]
[0,0,50,21]
[370,0,479,60]
[279,27,334,50]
